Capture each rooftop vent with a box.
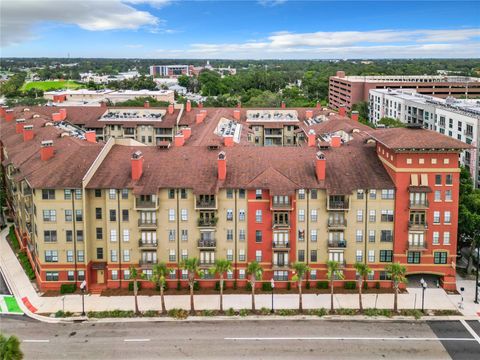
[406,123,423,129]
[208,144,220,150]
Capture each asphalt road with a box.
[1,316,480,359]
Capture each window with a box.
[356,210,363,222]
[226,189,233,199]
[434,190,441,201]
[255,189,262,199]
[66,230,72,242]
[255,250,262,262]
[435,174,442,185]
[42,189,55,200]
[380,250,393,262]
[226,209,233,221]
[121,189,129,199]
[379,271,391,280]
[77,250,84,262]
[109,209,116,222]
[311,229,317,242]
[369,230,375,242]
[369,210,376,222]
[356,250,363,262]
[111,270,118,280]
[239,249,246,261]
[168,230,176,242]
[77,230,84,242]
[255,230,262,243]
[181,209,188,221]
[298,189,305,199]
[310,209,318,222]
[227,249,233,261]
[368,250,375,263]
[298,229,305,241]
[445,190,452,201]
[310,270,317,280]
[310,250,317,262]
[431,158,437,165]
[239,189,245,198]
[298,250,305,262]
[239,269,246,279]
[67,250,73,262]
[64,189,72,200]
[168,209,175,222]
[311,189,318,199]
[45,250,58,262]
[76,270,85,281]
[169,270,176,280]
[169,249,176,262]
[44,230,57,243]
[75,209,83,221]
[75,189,82,200]
[433,232,439,245]
[96,248,104,260]
[227,229,233,241]
[111,250,118,262]
[95,189,102,197]
[95,208,102,220]
[444,211,451,224]
[43,210,56,222]
[109,189,116,199]
[239,229,246,241]
[380,230,393,242]
[357,190,364,199]
[298,209,305,222]
[356,230,363,242]
[122,209,129,222]
[168,189,175,199]
[433,211,440,224]
[381,189,394,199]
[369,190,376,199]
[181,249,188,260]
[123,250,130,262]
[446,174,453,185]
[406,158,412,165]
[255,210,262,223]
[123,229,130,242]
[46,272,59,281]
[96,227,103,240]
[181,229,188,242]
[434,252,448,264]
[110,229,117,242]
[381,210,394,222]
[239,209,245,221]
[444,232,450,245]
[274,271,289,281]
[180,189,187,199]
[67,271,75,281]
[407,251,421,264]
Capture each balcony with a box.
[408,242,428,251]
[197,217,218,227]
[409,200,429,209]
[327,218,347,228]
[272,262,289,269]
[195,196,216,210]
[138,239,158,249]
[327,197,349,211]
[139,259,157,269]
[199,260,215,266]
[271,201,293,211]
[272,221,290,229]
[197,239,216,248]
[328,239,347,248]
[272,242,290,250]
[408,221,428,230]
[134,197,158,210]
[138,219,157,228]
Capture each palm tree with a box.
[292,262,310,313]
[129,265,140,315]
[181,258,200,314]
[326,260,344,312]
[354,262,371,312]
[0,334,23,360]
[385,262,408,312]
[246,261,263,311]
[151,263,171,315]
[209,259,232,312]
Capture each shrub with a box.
[239,309,249,317]
[277,309,297,316]
[9,225,20,251]
[17,252,35,280]
[399,309,423,319]
[432,309,462,316]
[87,310,135,318]
[308,308,327,317]
[233,281,237,290]
[128,281,141,292]
[375,281,381,289]
[143,310,159,317]
[54,310,74,318]
[168,308,189,320]
[226,308,236,316]
[60,283,76,294]
[262,282,272,292]
[335,308,357,315]
[201,309,215,316]
[316,281,328,289]
[363,282,368,290]
[305,281,310,290]
[245,282,252,291]
[286,282,291,291]
[344,281,356,290]
[363,308,393,317]
[215,281,220,291]
[177,281,181,291]
[193,281,200,291]
[259,307,270,315]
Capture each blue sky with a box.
[1,0,479,59]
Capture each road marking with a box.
[460,320,480,345]
[224,337,476,342]
[23,340,50,343]
[124,339,151,342]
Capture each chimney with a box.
[174,132,185,147]
[233,109,241,121]
[198,102,203,109]
[144,101,150,108]
[181,127,191,140]
[168,103,174,114]
[200,109,207,121]
[85,131,97,143]
[23,125,34,141]
[307,129,316,147]
[224,135,234,147]
[186,100,192,112]
[316,102,321,110]
[15,119,25,134]
[52,112,62,122]
[338,105,346,117]
[0,106,8,117]
[351,111,359,122]
[336,71,345,78]
[305,110,313,119]
[281,101,286,109]
[5,110,14,122]
[59,108,67,120]
[218,151,226,180]
[195,113,203,124]
[331,135,341,148]
[131,151,144,181]
[315,151,326,181]
[40,140,54,161]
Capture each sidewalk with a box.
[1,226,479,319]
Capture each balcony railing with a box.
[139,259,158,268]
[328,239,347,248]
[197,239,216,248]
[408,221,428,230]
[135,198,158,210]
[408,242,428,251]
[328,219,347,228]
[271,202,292,210]
[138,239,158,249]
[195,197,216,209]
[327,199,349,210]
[138,219,157,228]
[197,217,218,227]
[199,260,215,266]
[272,262,289,269]
[272,242,290,249]
[272,221,290,229]
[409,200,429,209]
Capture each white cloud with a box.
[0,0,170,47]
[257,0,287,7]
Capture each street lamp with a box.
[420,278,427,313]
[80,280,87,316]
[475,243,479,304]
[270,278,275,313]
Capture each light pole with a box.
[270,278,275,314]
[80,280,87,316]
[420,278,427,313]
[475,243,479,304]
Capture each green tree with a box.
[177,75,190,88]
[354,262,371,312]
[291,262,310,313]
[246,261,263,311]
[129,265,140,315]
[378,117,406,128]
[181,258,200,314]
[0,333,23,360]
[385,263,408,312]
[351,101,369,122]
[327,260,344,312]
[151,263,171,314]
[209,259,232,312]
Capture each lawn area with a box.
[21,80,85,91]
[4,296,23,313]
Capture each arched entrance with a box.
[406,273,442,288]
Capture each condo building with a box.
[149,65,190,78]
[329,70,480,110]
[0,104,469,293]
[369,89,480,189]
